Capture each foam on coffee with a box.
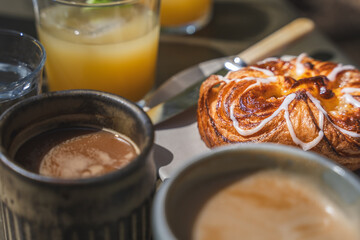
[192,169,359,240]
[14,127,139,179]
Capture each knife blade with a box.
[146,18,315,125]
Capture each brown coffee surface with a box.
[14,127,138,179]
[192,170,359,240]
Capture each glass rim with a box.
[53,0,140,7]
[0,29,46,87]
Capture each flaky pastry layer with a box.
[197,54,360,169]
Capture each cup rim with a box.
[54,0,140,7]
[152,143,360,239]
[0,89,154,186]
[0,28,46,91]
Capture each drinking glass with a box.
[0,29,46,113]
[32,0,161,101]
[160,0,212,34]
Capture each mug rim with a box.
[0,28,46,89]
[152,143,360,239]
[0,89,154,186]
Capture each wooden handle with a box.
[237,18,315,65]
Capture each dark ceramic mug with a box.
[0,90,156,240]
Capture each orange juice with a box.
[37,5,159,101]
[161,0,212,27]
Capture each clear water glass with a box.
[0,29,46,113]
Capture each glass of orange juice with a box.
[160,0,212,34]
[32,0,160,101]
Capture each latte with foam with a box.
[14,127,139,179]
[192,170,359,240]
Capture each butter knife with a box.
[146,18,315,125]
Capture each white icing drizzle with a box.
[230,93,296,136]
[342,88,360,94]
[306,91,360,138]
[327,64,355,81]
[306,92,328,117]
[229,89,359,150]
[293,92,325,151]
[295,53,307,76]
[217,75,231,83]
[218,76,277,85]
[230,91,326,151]
[256,57,279,65]
[219,56,360,145]
[241,77,277,93]
[342,87,360,108]
[344,93,360,108]
[284,108,324,151]
[249,66,275,77]
[280,55,296,61]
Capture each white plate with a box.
[149,57,230,180]
[149,55,360,180]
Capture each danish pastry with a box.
[197,54,360,169]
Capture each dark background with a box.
[288,0,360,66]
